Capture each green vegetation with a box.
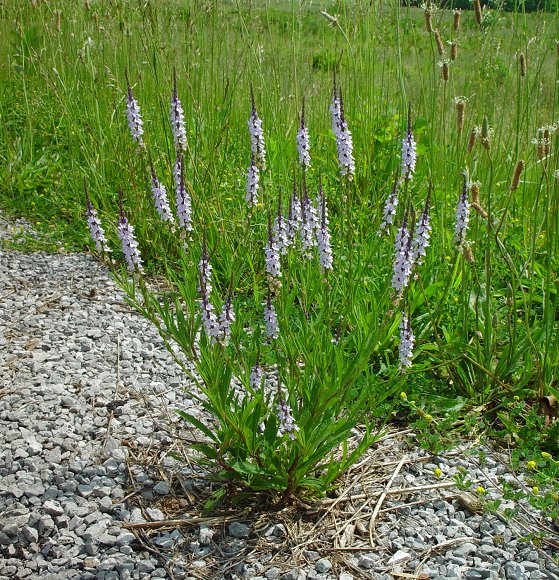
[1,0,558,501]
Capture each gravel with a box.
[1,213,559,579]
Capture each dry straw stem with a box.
[368,455,407,546]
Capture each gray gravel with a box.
[1,214,559,579]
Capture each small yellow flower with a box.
[532,486,539,495]
[445,255,451,261]
[476,486,486,495]
[513,395,520,402]
[434,467,442,478]
[425,414,433,423]
[526,460,537,471]
[541,452,552,460]
[400,392,407,401]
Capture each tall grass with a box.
[0,0,558,420]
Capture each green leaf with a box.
[203,487,226,515]
[175,410,218,442]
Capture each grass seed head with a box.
[450,41,458,61]
[454,96,467,132]
[422,2,434,33]
[470,181,481,204]
[439,60,449,82]
[434,30,445,56]
[520,52,527,77]
[453,9,461,31]
[468,128,477,153]
[510,160,525,192]
[473,0,483,26]
[480,116,493,150]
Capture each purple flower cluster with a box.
[273,195,289,256]
[198,249,220,340]
[218,292,235,344]
[454,176,470,246]
[299,189,317,259]
[250,363,264,390]
[86,195,111,254]
[317,184,333,270]
[277,395,299,440]
[170,72,187,151]
[125,80,144,148]
[118,206,143,273]
[248,88,266,170]
[401,127,417,180]
[398,312,415,371]
[286,183,301,246]
[175,153,193,231]
[330,87,355,179]
[411,194,432,266]
[296,103,311,168]
[379,180,399,236]
[391,215,414,295]
[264,295,279,339]
[245,156,259,208]
[149,164,174,224]
[265,215,282,279]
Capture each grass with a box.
[1,0,558,501]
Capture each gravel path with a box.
[1,214,559,580]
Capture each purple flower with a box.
[218,292,235,344]
[85,194,111,253]
[175,153,193,231]
[411,194,431,266]
[273,193,289,256]
[250,363,264,389]
[454,175,470,245]
[173,151,182,192]
[299,186,316,259]
[245,155,259,208]
[125,77,144,147]
[297,101,311,167]
[317,183,333,270]
[198,246,220,340]
[264,295,279,339]
[149,162,174,224]
[330,86,355,179]
[170,70,187,151]
[118,202,143,273]
[277,394,299,440]
[248,86,266,170]
[401,109,417,180]
[378,179,399,236]
[391,214,414,295]
[265,213,282,279]
[286,181,301,247]
[398,312,415,371]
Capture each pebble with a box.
[228,522,251,538]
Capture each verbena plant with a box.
[85,73,433,499]
[4,0,559,486]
